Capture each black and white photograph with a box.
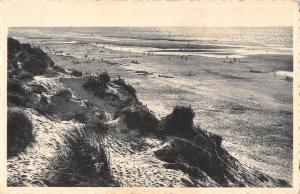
[1,0,298,191]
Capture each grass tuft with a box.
[112,77,136,98]
[83,75,109,98]
[47,127,118,186]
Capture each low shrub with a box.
[7,108,34,157]
[7,93,26,106]
[47,128,117,186]
[70,69,83,77]
[29,83,48,94]
[120,105,159,134]
[52,89,72,102]
[7,38,54,76]
[162,105,195,137]
[53,66,66,74]
[74,111,88,123]
[99,71,110,84]
[112,77,136,98]
[83,76,108,98]
[7,79,25,95]
[23,54,49,75]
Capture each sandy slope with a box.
[7,108,80,186]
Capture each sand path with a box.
[103,124,190,187]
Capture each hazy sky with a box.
[4,0,296,27]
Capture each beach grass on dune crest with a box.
[47,127,118,187]
[112,77,136,98]
[83,72,110,98]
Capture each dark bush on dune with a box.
[53,66,66,74]
[83,75,108,98]
[74,111,88,123]
[119,104,159,134]
[8,38,21,56]
[47,128,117,187]
[7,38,54,77]
[112,77,136,98]
[7,79,28,106]
[70,69,83,77]
[7,79,25,94]
[99,71,110,84]
[23,55,49,75]
[52,89,72,102]
[7,93,26,106]
[162,105,195,137]
[7,107,34,157]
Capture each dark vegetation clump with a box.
[161,105,195,137]
[7,79,27,106]
[119,104,159,134]
[7,79,25,95]
[99,71,110,84]
[84,119,110,134]
[47,128,118,187]
[83,73,110,98]
[29,83,48,94]
[74,111,88,123]
[112,77,136,98]
[53,66,66,74]
[70,69,83,77]
[23,55,49,75]
[7,37,54,77]
[7,107,34,157]
[52,89,72,102]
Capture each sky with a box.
[3,0,296,27]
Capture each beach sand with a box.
[11,35,293,184]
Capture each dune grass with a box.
[47,127,118,187]
[112,77,136,98]
[83,73,110,98]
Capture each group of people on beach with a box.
[224,56,241,63]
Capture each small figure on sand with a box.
[168,56,171,60]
